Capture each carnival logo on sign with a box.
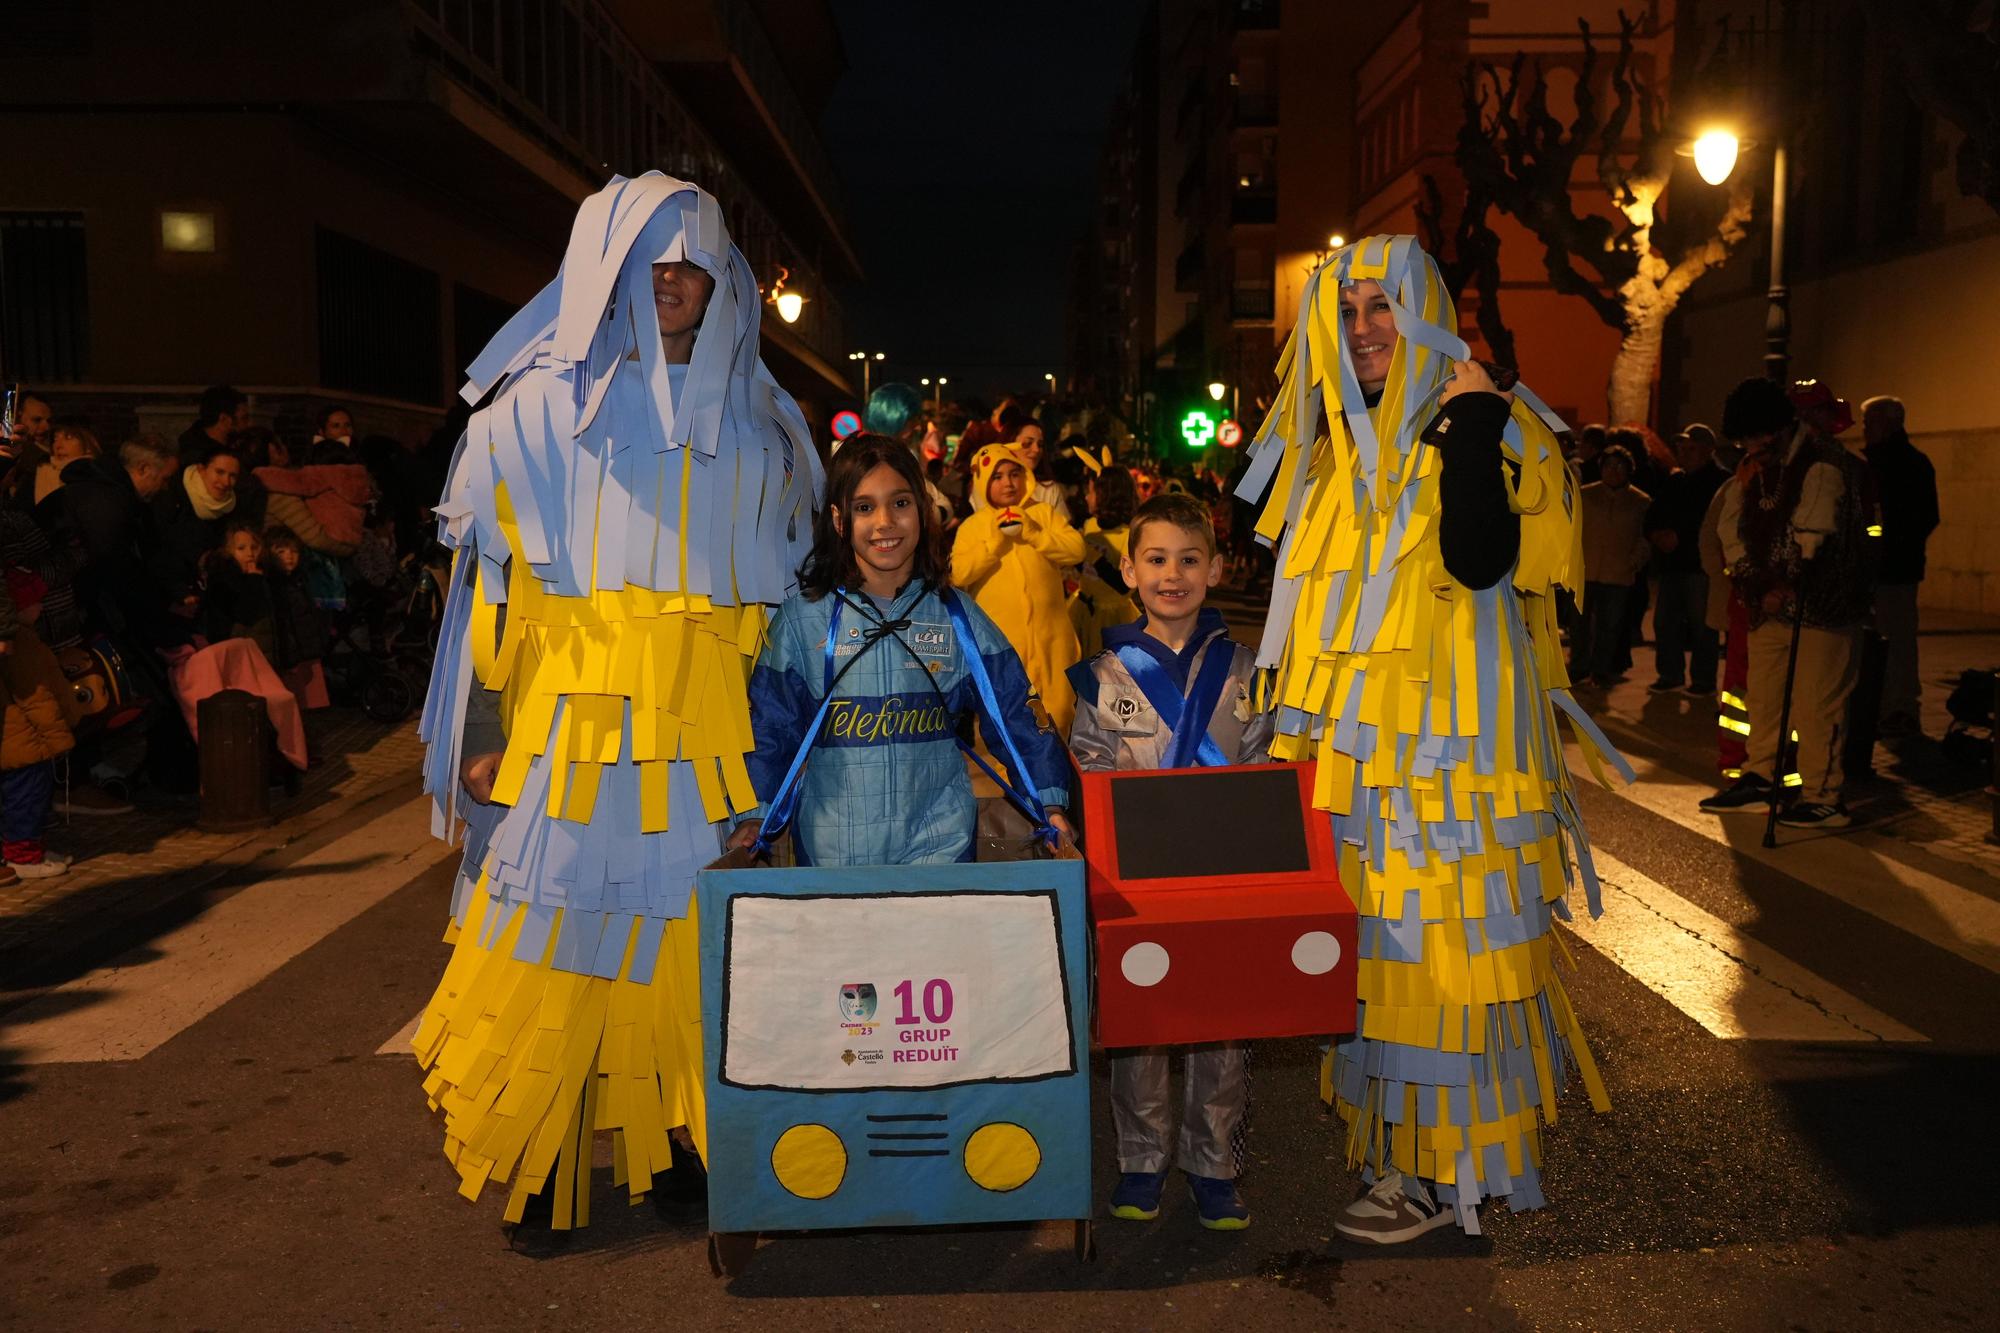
[839,983,878,1023]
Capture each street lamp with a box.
[1684,125,1787,381]
[1691,129,1740,186]
[767,265,807,324]
[848,350,886,399]
[1326,233,1346,250]
[1043,372,1056,395]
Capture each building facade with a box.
[1073,0,1679,445]
[0,0,858,448]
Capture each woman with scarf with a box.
[153,442,242,608]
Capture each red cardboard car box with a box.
[1081,762,1357,1048]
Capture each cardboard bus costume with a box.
[1233,235,1631,1232]
[412,173,822,1227]
[695,854,1091,1248]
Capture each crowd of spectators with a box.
[0,384,450,886]
[1566,379,1942,833]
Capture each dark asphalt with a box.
[1,806,1994,1331]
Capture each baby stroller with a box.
[1942,668,1996,777]
[322,553,445,723]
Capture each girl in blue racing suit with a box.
[730,435,1073,865]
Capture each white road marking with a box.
[1564,847,1927,1042]
[9,798,451,1064]
[1568,744,2000,976]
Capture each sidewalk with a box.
[0,708,425,989]
[1577,606,2000,879]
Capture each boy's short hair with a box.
[1128,493,1215,555]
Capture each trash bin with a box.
[197,688,271,832]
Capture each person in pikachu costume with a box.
[1233,234,1633,1244]
[951,442,1088,735]
[412,172,822,1229]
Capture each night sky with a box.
[820,0,1151,406]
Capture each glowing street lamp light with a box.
[848,350,887,399]
[1326,233,1346,250]
[1683,122,1787,380]
[1207,381,1227,402]
[1691,128,1740,186]
[767,265,807,323]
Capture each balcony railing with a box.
[402,0,843,368]
[1235,91,1278,127]
[708,0,848,233]
[1230,187,1276,225]
[1175,157,1204,218]
[1176,78,1206,140]
[1231,282,1274,322]
[1232,0,1280,31]
[1175,238,1205,293]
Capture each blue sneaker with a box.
[1109,1171,1167,1221]
[1186,1173,1250,1230]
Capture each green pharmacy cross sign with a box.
[1180,409,1217,448]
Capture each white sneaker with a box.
[10,852,72,879]
[1334,1169,1455,1244]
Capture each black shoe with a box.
[1647,678,1685,694]
[1699,774,1778,814]
[1685,682,1716,697]
[1778,801,1851,830]
[1877,711,1920,738]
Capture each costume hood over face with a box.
[436,171,823,608]
[969,443,1030,512]
[1232,234,1579,668]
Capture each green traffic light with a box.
[1180,409,1216,448]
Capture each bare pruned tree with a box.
[1414,172,1517,369]
[1455,10,1755,423]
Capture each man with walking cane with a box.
[1699,377,1876,832]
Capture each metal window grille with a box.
[316,228,442,405]
[453,282,518,385]
[0,212,90,384]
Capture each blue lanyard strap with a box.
[1113,633,1234,768]
[937,589,1060,847]
[753,591,912,857]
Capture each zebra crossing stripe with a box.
[1564,846,1927,1042]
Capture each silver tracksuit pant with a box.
[1108,1041,1247,1178]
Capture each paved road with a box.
[2,630,1996,1328]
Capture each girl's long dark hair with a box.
[798,433,948,601]
[1093,464,1137,530]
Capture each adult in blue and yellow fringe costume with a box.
[1233,235,1633,1243]
[411,173,822,1228]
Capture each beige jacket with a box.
[1579,481,1654,585]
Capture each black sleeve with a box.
[1424,392,1521,590]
